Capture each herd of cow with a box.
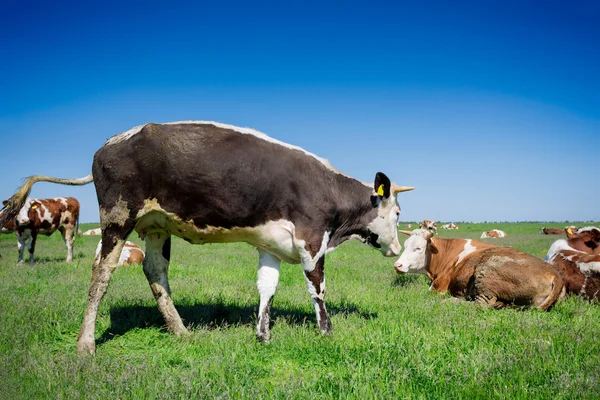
[0,121,598,355]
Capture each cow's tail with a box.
[0,173,94,227]
[538,274,566,311]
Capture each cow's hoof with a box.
[256,331,271,344]
[76,340,96,356]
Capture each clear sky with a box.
[1,1,599,223]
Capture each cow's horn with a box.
[398,229,413,236]
[392,185,414,194]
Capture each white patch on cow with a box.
[545,239,571,262]
[576,226,600,234]
[577,261,600,274]
[96,240,143,266]
[36,203,53,226]
[366,196,402,257]
[83,228,102,236]
[298,231,331,274]
[104,124,146,146]
[457,239,476,264]
[55,197,68,208]
[394,230,429,274]
[17,198,33,225]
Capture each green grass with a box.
[1,222,599,399]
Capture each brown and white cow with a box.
[545,227,600,301]
[10,197,80,263]
[82,228,102,236]
[394,229,564,310]
[440,223,459,230]
[0,204,16,233]
[95,240,145,266]
[481,229,506,239]
[420,220,437,233]
[541,227,563,235]
[0,120,414,354]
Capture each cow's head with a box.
[16,198,36,226]
[566,227,600,255]
[393,228,435,274]
[366,172,413,257]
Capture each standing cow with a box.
[0,121,413,355]
[394,229,564,310]
[545,227,600,300]
[4,197,80,263]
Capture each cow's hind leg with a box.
[77,224,132,355]
[303,256,331,335]
[256,250,281,343]
[59,226,75,262]
[142,232,188,337]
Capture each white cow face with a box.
[366,173,407,257]
[16,199,34,225]
[394,229,433,274]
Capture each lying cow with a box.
[95,240,145,266]
[82,228,102,236]
[545,227,600,301]
[420,220,437,233]
[0,120,413,355]
[541,227,563,235]
[481,229,506,239]
[394,229,564,310]
[440,223,458,230]
[6,197,80,263]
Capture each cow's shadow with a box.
[96,300,377,346]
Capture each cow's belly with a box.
[135,209,302,264]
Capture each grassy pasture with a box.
[0,222,599,399]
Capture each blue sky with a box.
[1,1,599,223]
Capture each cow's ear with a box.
[374,172,391,199]
[565,227,577,239]
[2,200,7,207]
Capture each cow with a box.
[95,240,145,266]
[420,220,437,233]
[406,224,412,228]
[481,229,506,239]
[82,228,102,236]
[394,229,564,310]
[545,227,600,301]
[440,223,458,230]
[7,197,80,263]
[541,227,563,235]
[0,121,414,355]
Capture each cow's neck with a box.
[426,238,464,280]
[326,177,377,249]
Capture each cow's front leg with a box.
[256,250,281,343]
[303,256,331,335]
[27,232,37,263]
[16,232,26,264]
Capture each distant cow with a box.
[395,229,564,310]
[440,223,459,230]
[0,203,16,233]
[406,224,412,228]
[541,227,563,235]
[545,227,600,301]
[95,240,144,266]
[82,228,102,236]
[420,220,437,233]
[481,229,506,239]
[0,120,413,355]
[9,197,80,263]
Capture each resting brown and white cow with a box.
[0,121,413,354]
[8,197,80,263]
[394,229,564,310]
[545,227,600,301]
[440,223,458,230]
[95,240,145,266]
[420,220,437,232]
[82,228,102,236]
[481,229,506,239]
[541,227,563,235]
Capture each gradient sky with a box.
[1,1,599,223]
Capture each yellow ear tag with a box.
[31,205,38,209]
[377,184,385,196]
[567,228,573,235]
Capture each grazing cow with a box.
[541,227,563,235]
[545,227,600,301]
[0,121,413,355]
[9,197,80,263]
[440,223,459,230]
[420,220,437,233]
[481,229,506,239]
[406,224,412,228]
[394,229,564,309]
[95,240,145,266]
[82,228,102,236]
